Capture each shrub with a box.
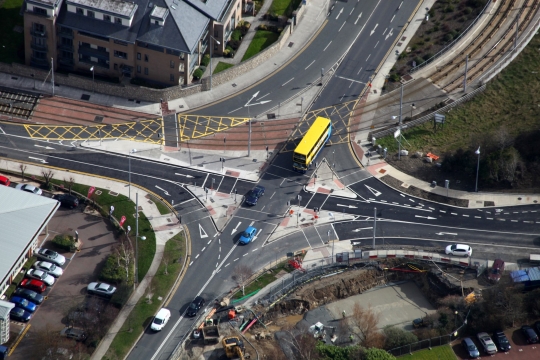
[425,36,431,41]
[389,73,400,82]
[201,54,210,67]
[231,28,242,41]
[444,5,454,13]
[423,53,432,61]
[444,33,454,42]
[53,234,77,251]
[100,253,128,284]
[383,326,418,350]
[258,24,268,31]
[193,68,203,80]
[416,40,425,46]
[223,49,231,57]
[228,39,241,50]
[413,57,424,66]
[110,284,131,308]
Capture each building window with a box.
[170,60,174,68]
[155,20,159,25]
[104,15,111,22]
[214,30,219,38]
[137,65,141,73]
[87,11,95,18]
[33,7,47,15]
[170,74,174,82]
[33,23,45,33]
[144,54,148,62]
[76,7,84,15]
[61,37,73,46]
[144,67,148,75]
[98,46,106,52]
[114,50,127,59]
[115,17,122,24]
[114,63,118,70]
[137,53,141,60]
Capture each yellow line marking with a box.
[9,324,31,356]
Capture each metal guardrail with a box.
[388,334,452,356]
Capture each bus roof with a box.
[294,117,331,156]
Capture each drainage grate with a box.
[288,42,294,47]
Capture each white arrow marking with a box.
[0,127,4,134]
[370,23,378,36]
[436,232,458,236]
[252,229,262,242]
[199,224,208,238]
[364,185,382,197]
[28,156,48,164]
[354,12,362,25]
[231,222,242,235]
[385,28,394,41]
[352,227,373,232]
[336,7,343,19]
[34,144,55,150]
[415,215,437,220]
[175,173,194,178]
[155,185,170,196]
[337,204,358,209]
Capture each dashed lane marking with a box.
[234,258,239,261]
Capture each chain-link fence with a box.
[387,334,452,357]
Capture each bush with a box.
[110,284,132,308]
[444,5,454,13]
[100,253,129,284]
[201,54,210,67]
[193,68,203,80]
[423,53,432,61]
[444,33,454,42]
[389,73,400,82]
[228,39,241,50]
[383,326,418,350]
[258,24,268,31]
[52,234,77,251]
[231,28,242,41]
[413,57,424,66]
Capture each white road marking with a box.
[451,213,457,215]
[354,12,362,25]
[225,263,230,267]
[323,41,332,51]
[305,60,316,70]
[370,23,378,35]
[195,254,200,259]
[463,215,469,217]
[366,54,371,61]
[440,210,446,213]
[234,258,239,262]
[207,240,211,244]
[281,78,294,87]
[189,261,193,266]
[374,41,379,48]
[365,185,381,196]
[270,191,276,199]
[231,222,242,235]
[199,224,208,238]
[390,14,395,22]
[336,7,343,19]
[382,27,387,35]
[415,215,436,220]
[339,21,346,32]
[201,247,206,252]
[243,253,248,257]
[356,67,363,75]
[252,248,258,252]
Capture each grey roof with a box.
[150,5,168,20]
[67,0,137,17]
[0,301,14,319]
[183,0,228,21]
[27,0,62,8]
[0,186,59,290]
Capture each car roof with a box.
[193,296,204,303]
[156,308,170,317]
[245,226,256,232]
[493,258,505,267]
[463,337,474,344]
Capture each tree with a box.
[279,327,321,360]
[383,326,418,350]
[349,303,383,348]
[363,347,396,360]
[114,239,133,283]
[19,164,27,182]
[41,169,55,189]
[64,176,75,194]
[232,264,253,295]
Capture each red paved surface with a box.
[30,95,152,125]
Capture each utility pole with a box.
[373,207,377,248]
[51,58,55,96]
[398,84,403,160]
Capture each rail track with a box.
[0,87,40,120]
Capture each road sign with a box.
[434,114,445,123]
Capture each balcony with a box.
[78,46,110,61]
[30,56,50,69]
[58,57,74,67]
[31,42,48,51]
[57,30,73,39]
[31,29,47,38]
[58,43,73,52]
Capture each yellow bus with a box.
[293,117,332,172]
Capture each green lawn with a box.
[105,234,186,359]
[242,30,280,61]
[0,0,25,63]
[148,194,171,215]
[269,0,302,16]
[214,61,234,74]
[233,263,292,300]
[398,345,456,359]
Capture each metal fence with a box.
[387,334,452,357]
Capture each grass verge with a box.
[233,262,292,300]
[269,0,302,16]
[398,344,455,359]
[214,62,234,74]
[0,0,25,64]
[148,195,171,215]
[242,30,280,61]
[104,233,186,359]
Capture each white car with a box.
[33,261,63,278]
[477,332,498,355]
[445,244,472,257]
[26,269,55,286]
[35,248,66,266]
[15,184,43,195]
[151,308,171,331]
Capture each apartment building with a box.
[23,0,243,86]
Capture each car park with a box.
[186,296,205,317]
[53,193,79,209]
[20,278,47,293]
[34,248,66,266]
[477,332,497,355]
[10,307,32,322]
[0,175,10,186]
[445,244,472,257]
[461,337,480,358]
[239,226,257,245]
[13,288,44,305]
[15,183,43,195]
[151,308,171,331]
[33,261,63,277]
[87,282,116,298]
[245,185,265,206]
[10,296,37,313]
[26,269,55,286]
[60,327,87,341]
[492,331,511,351]
[521,325,539,343]
[488,258,505,282]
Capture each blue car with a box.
[10,296,37,313]
[239,226,257,245]
[10,307,32,322]
[245,186,265,206]
[13,288,44,305]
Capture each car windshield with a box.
[49,264,56,270]
[12,308,24,316]
[44,250,57,258]
[246,191,255,198]
[499,336,509,344]
[243,231,250,237]
[154,318,164,325]
[468,345,476,351]
[451,245,457,250]
[189,302,198,309]
[491,268,500,274]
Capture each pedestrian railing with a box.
[387,334,453,356]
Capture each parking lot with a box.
[9,200,117,359]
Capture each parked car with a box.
[186,296,205,317]
[87,282,116,298]
[0,175,10,186]
[245,185,265,206]
[477,332,497,355]
[53,193,79,209]
[10,307,32,322]
[151,308,171,331]
[60,327,87,341]
[492,331,511,351]
[534,321,540,338]
[20,278,47,293]
[15,183,42,195]
[34,248,66,266]
[239,226,257,245]
[10,296,37,313]
[445,244,472,257]
[26,269,55,286]
[461,337,480,358]
[521,325,539,343]
[488,258,505,282]
[412,318,424,328]
[33,261,63,278]
[13,288,44,305]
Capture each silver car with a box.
[33,261,63,278]
[15,184,43,195]
[35,248,66,266]
[87,282,116,297]
[26,269,55,286]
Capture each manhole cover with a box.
[288,42,294,47]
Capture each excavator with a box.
[222,336,250,359]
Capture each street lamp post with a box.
[128,149,137,200]
[90,66,95,93]
[209,36,221,90]
[475,146,481,192]
[134,193,146,288]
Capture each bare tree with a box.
[41,169,55,189]
[114,239,133,283]
[349,303,383,348]
[280,327,321,360]
[493,126,512,154]
[19,164,27,182]
[232,264,253,295]
[64,176,75,194]
[503,147,521,183]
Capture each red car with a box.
[0,176,10,187]
[20,278,47,293]
[488,259,505,282]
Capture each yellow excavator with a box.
[222,336,250,359]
